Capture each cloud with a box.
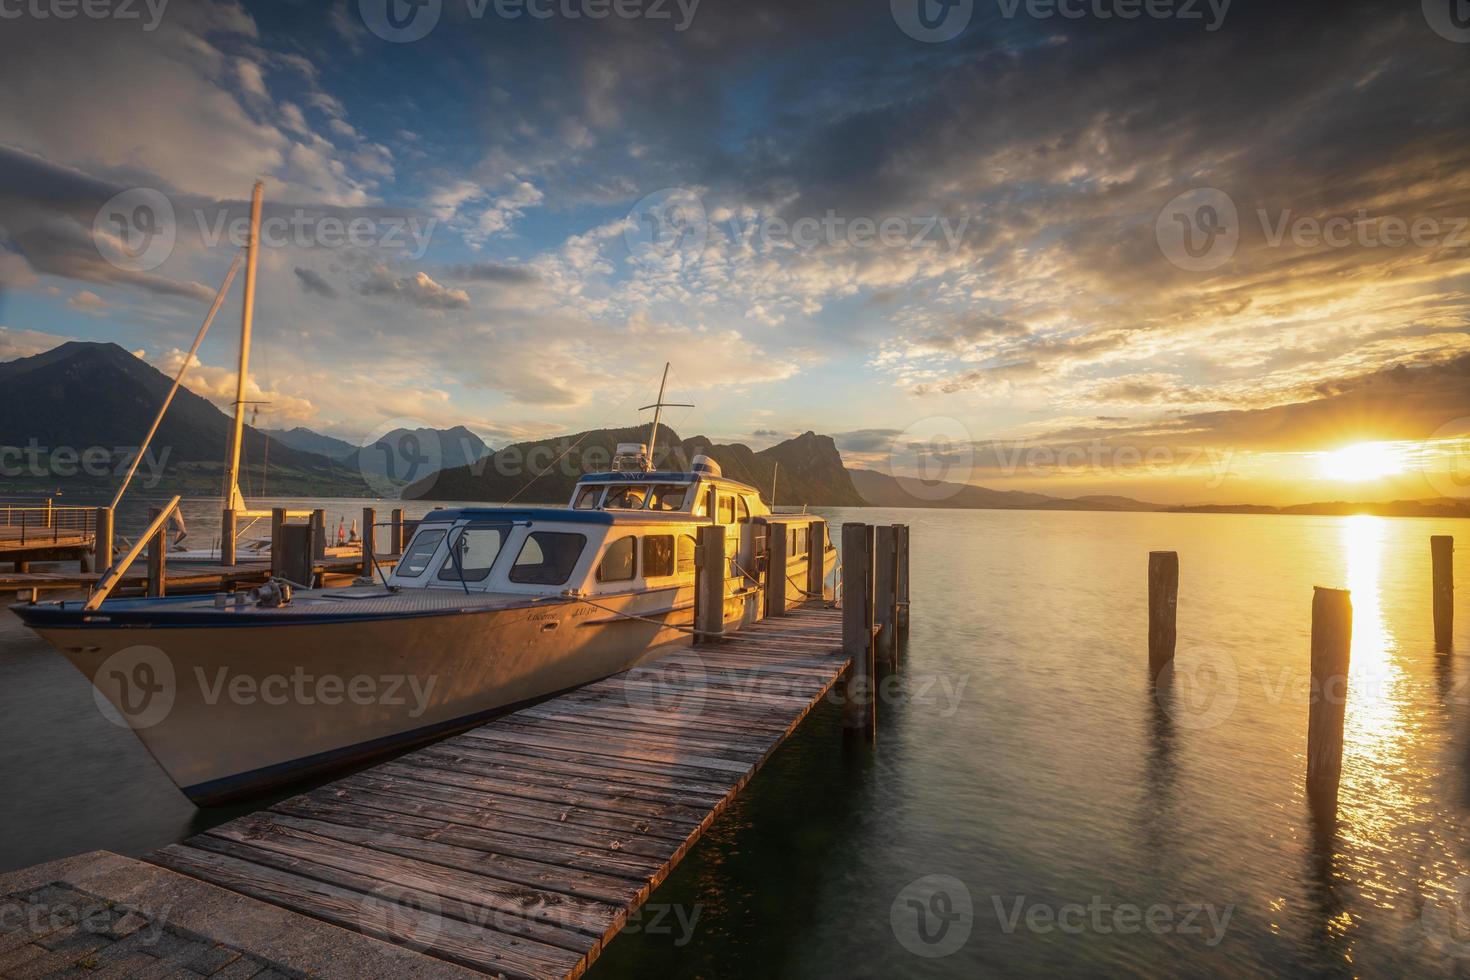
[67,290,109,312]
[294,266,338,298]
[446,261,540,284]
[0,326,74,361]
[359,269,470,310]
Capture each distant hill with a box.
[259,426,357,459]
[407,427,866,506]
[0,342,368,496]
[848,467,1160,511]
[345,425,491,492]
[1170,500,1470,518]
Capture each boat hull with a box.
[22,586,728,804]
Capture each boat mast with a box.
[221,180,263,514]
[638,362,693,471]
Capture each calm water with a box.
[3,502,1468,976]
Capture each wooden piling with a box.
[361,506,377,577]
[841,523,875,735]
[93,506,113,572]
[807,519,827,602]
[390,507,404,556]
[310,509,326,562]
[1148,551,1179,677]
[895,523,911,646]
[765,520,789,617]
[694,523,726,643]
[1433,535,1454,652]
[146,506,167,598]
[1306,587,1353,810]
[269,508,286,579]
[874,524,897,670]
[220,507,236,566]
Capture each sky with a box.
[0,0,1468,505]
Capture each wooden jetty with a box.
[0,520,906,978]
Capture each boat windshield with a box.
[398,528,446,577]
[438,526,507,583]
[603,485,648,509]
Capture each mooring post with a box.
[146,506,167,598]
[807,519,827,603]
[93,506,113,572]
[1148,551,1179,678]
[310,509,326,562]
[270,507,286,578]
[221,507,236,566]
[1433,536,1454,652]
[694,524,727,644]
[874,525,897,670]
[1306,587,1353,812]
[766,521,789,617]
[895,524,911,646]
[362,506,377,577]
[391,508,405,556]
[841,523,875,735]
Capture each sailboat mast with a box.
[221,180,263,510]
[646,362,670,470]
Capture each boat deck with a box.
[134,603,847,978]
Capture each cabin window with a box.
[597,535,638,583]
[397,528,446,577]
[574,486,602,510]
[604,485,648,509]
[676,535,697,574]
[438,526,505,583]
[509,532,586,585]
[644,535,675,577]
[736,496,751,523]
[717,494,735,524]
[692,491,709,518]
[647,485,687,511]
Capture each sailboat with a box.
[16,356,835,804]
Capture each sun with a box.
[1316,442,1406,482]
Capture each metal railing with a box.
[0,502,98,546]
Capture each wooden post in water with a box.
[391,508,405,556]
[807,519,827,603]
[694,524,726,644]
[841,523,875,735]
[895,524,911,646]
[93,506,113,572]
[1306,587,1353,811]
[362,506,377,577]
[220,507,236,566]
[310,510,326,562]
[874,525,898,670]
[146,506,167,597]
[1148,551,1179,678]
[270,508,286,579]
[766,520,788,617]
[1433,536,1454,652]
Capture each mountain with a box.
[0,342,368,496]
[848,467,1159,511]
[1170,499,1470,518]
[407,427,865,506]
[259,426,357,459]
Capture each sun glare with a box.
[1316,442,1406,482]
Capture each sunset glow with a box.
[1316,443,1408,483]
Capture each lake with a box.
[2,500,1467,976]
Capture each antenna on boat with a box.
[638,362,693,471]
